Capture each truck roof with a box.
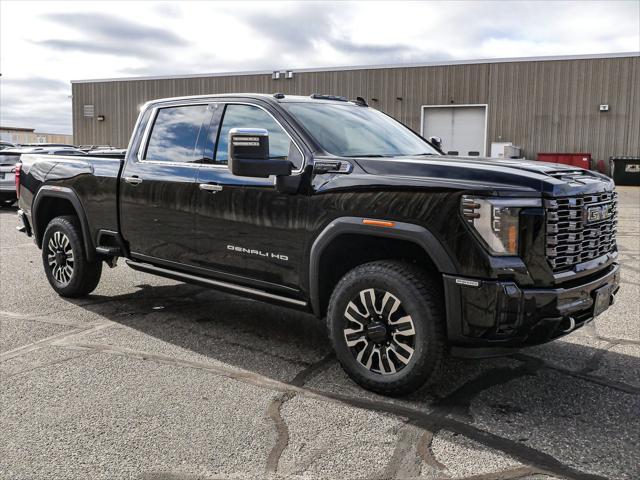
[147,93,363,108]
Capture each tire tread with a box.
[327,260,446,396]
[42,215,102,298]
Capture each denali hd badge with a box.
[227,245,289,261]
[585,203,613,224]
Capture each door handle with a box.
[199,183,223,192]
[124,176,143,185]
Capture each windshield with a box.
[283,103,439,157]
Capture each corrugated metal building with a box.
[71,52,639,161]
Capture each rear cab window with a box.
[143,104,210,163]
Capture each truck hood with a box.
[352,155,614,196]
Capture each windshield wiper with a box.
[343,153,437,158]
[343,154,392,158]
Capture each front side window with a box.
[215,104,301,167]
[283,103,440,158]
[144,105,209,163]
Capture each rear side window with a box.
[144,105,209,163]
[214,104,302,168]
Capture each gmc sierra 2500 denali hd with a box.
[16,93,620,395]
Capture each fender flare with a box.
[308,216,457,317]
[32,186,95,261]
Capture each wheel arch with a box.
[309,217,457,317]
[33,186,95,261]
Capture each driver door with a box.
[193,102,307,292]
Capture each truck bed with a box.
[19,154,124,247]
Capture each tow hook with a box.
[106,257,119,268]
[560,316,576,333]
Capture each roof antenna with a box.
[354,96,368,106]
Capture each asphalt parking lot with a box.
[0,187,638,480]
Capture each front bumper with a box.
[444,264,620,356]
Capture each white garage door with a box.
[422,105,487,156]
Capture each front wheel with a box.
[327,260,446,396]
[42,216,102,297]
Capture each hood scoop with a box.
[545,169,599,185]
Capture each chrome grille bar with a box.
[545,191,617,272]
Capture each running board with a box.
[96,246,122,256]
[125,260,308,308]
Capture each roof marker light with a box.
[362,219,396,228]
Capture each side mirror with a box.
[428,136,443,152]
[228,128,292,178]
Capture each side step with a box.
[96,246,122,257]
[126,259,308,308]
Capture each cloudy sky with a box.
[1,0,638,135]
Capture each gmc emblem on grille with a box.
[585,203,613,224]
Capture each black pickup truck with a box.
[16,93,620,395]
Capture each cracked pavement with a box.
[1,186,638,480]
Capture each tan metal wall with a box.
[72,55,639,160]
[0,128,73,145]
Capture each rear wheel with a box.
[327,260,445,396]
[42,216,102,297]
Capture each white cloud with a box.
[0,0,638,134]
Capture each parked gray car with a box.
[0,152,18,205]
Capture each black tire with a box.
[42,215,102,297]
[327,260,445,396]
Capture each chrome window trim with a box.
[136,100,306,174]
[125,101,153,158]
[131,159,202,169]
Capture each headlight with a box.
[461,196,541,256]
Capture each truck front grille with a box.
[545,191,617,273]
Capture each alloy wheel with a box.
[342,288,416,375]
[47,231,74,285]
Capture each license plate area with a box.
[593,285,611,317]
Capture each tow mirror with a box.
[428,136,443,152]
[228,128,292,178]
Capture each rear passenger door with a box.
[120,103,212,266]
[193,102,308,293]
